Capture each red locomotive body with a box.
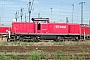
[81,25,90,39]
[11,22,35,34]
[81,26,90,35]
[0,26,10,34]
[48,23,68,34]
[0,25,10,39]
[7,18,90,41]
[69,24,81,35]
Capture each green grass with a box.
[0,50,87,60]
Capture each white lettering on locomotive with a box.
[56,25,66,28]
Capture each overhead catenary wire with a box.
[0,1,90,25]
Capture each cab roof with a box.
[32,18,49,21]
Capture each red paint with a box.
[11,22,34,33]
[11,18,90,36]
[0,26,10,34]
[48,23,68,34]
[81,26,90,35]
[69,24,81,34]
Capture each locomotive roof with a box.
[32,18,49,21]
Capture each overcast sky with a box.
[0,0,90,25]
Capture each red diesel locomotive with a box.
[3,18,89,42]
[0,26,10,37]
[0,18,89,41]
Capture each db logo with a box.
[56,25,66,28]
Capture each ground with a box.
[0,38,90,60]
[0,37,7,43]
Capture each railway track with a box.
[0,45,90,60]
[0,45,90,52]
[0,54,90,60]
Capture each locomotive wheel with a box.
[33,38,40,42]
[19,37,23,41]
[6,36,9,42]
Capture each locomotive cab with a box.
[32,18,50,33]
